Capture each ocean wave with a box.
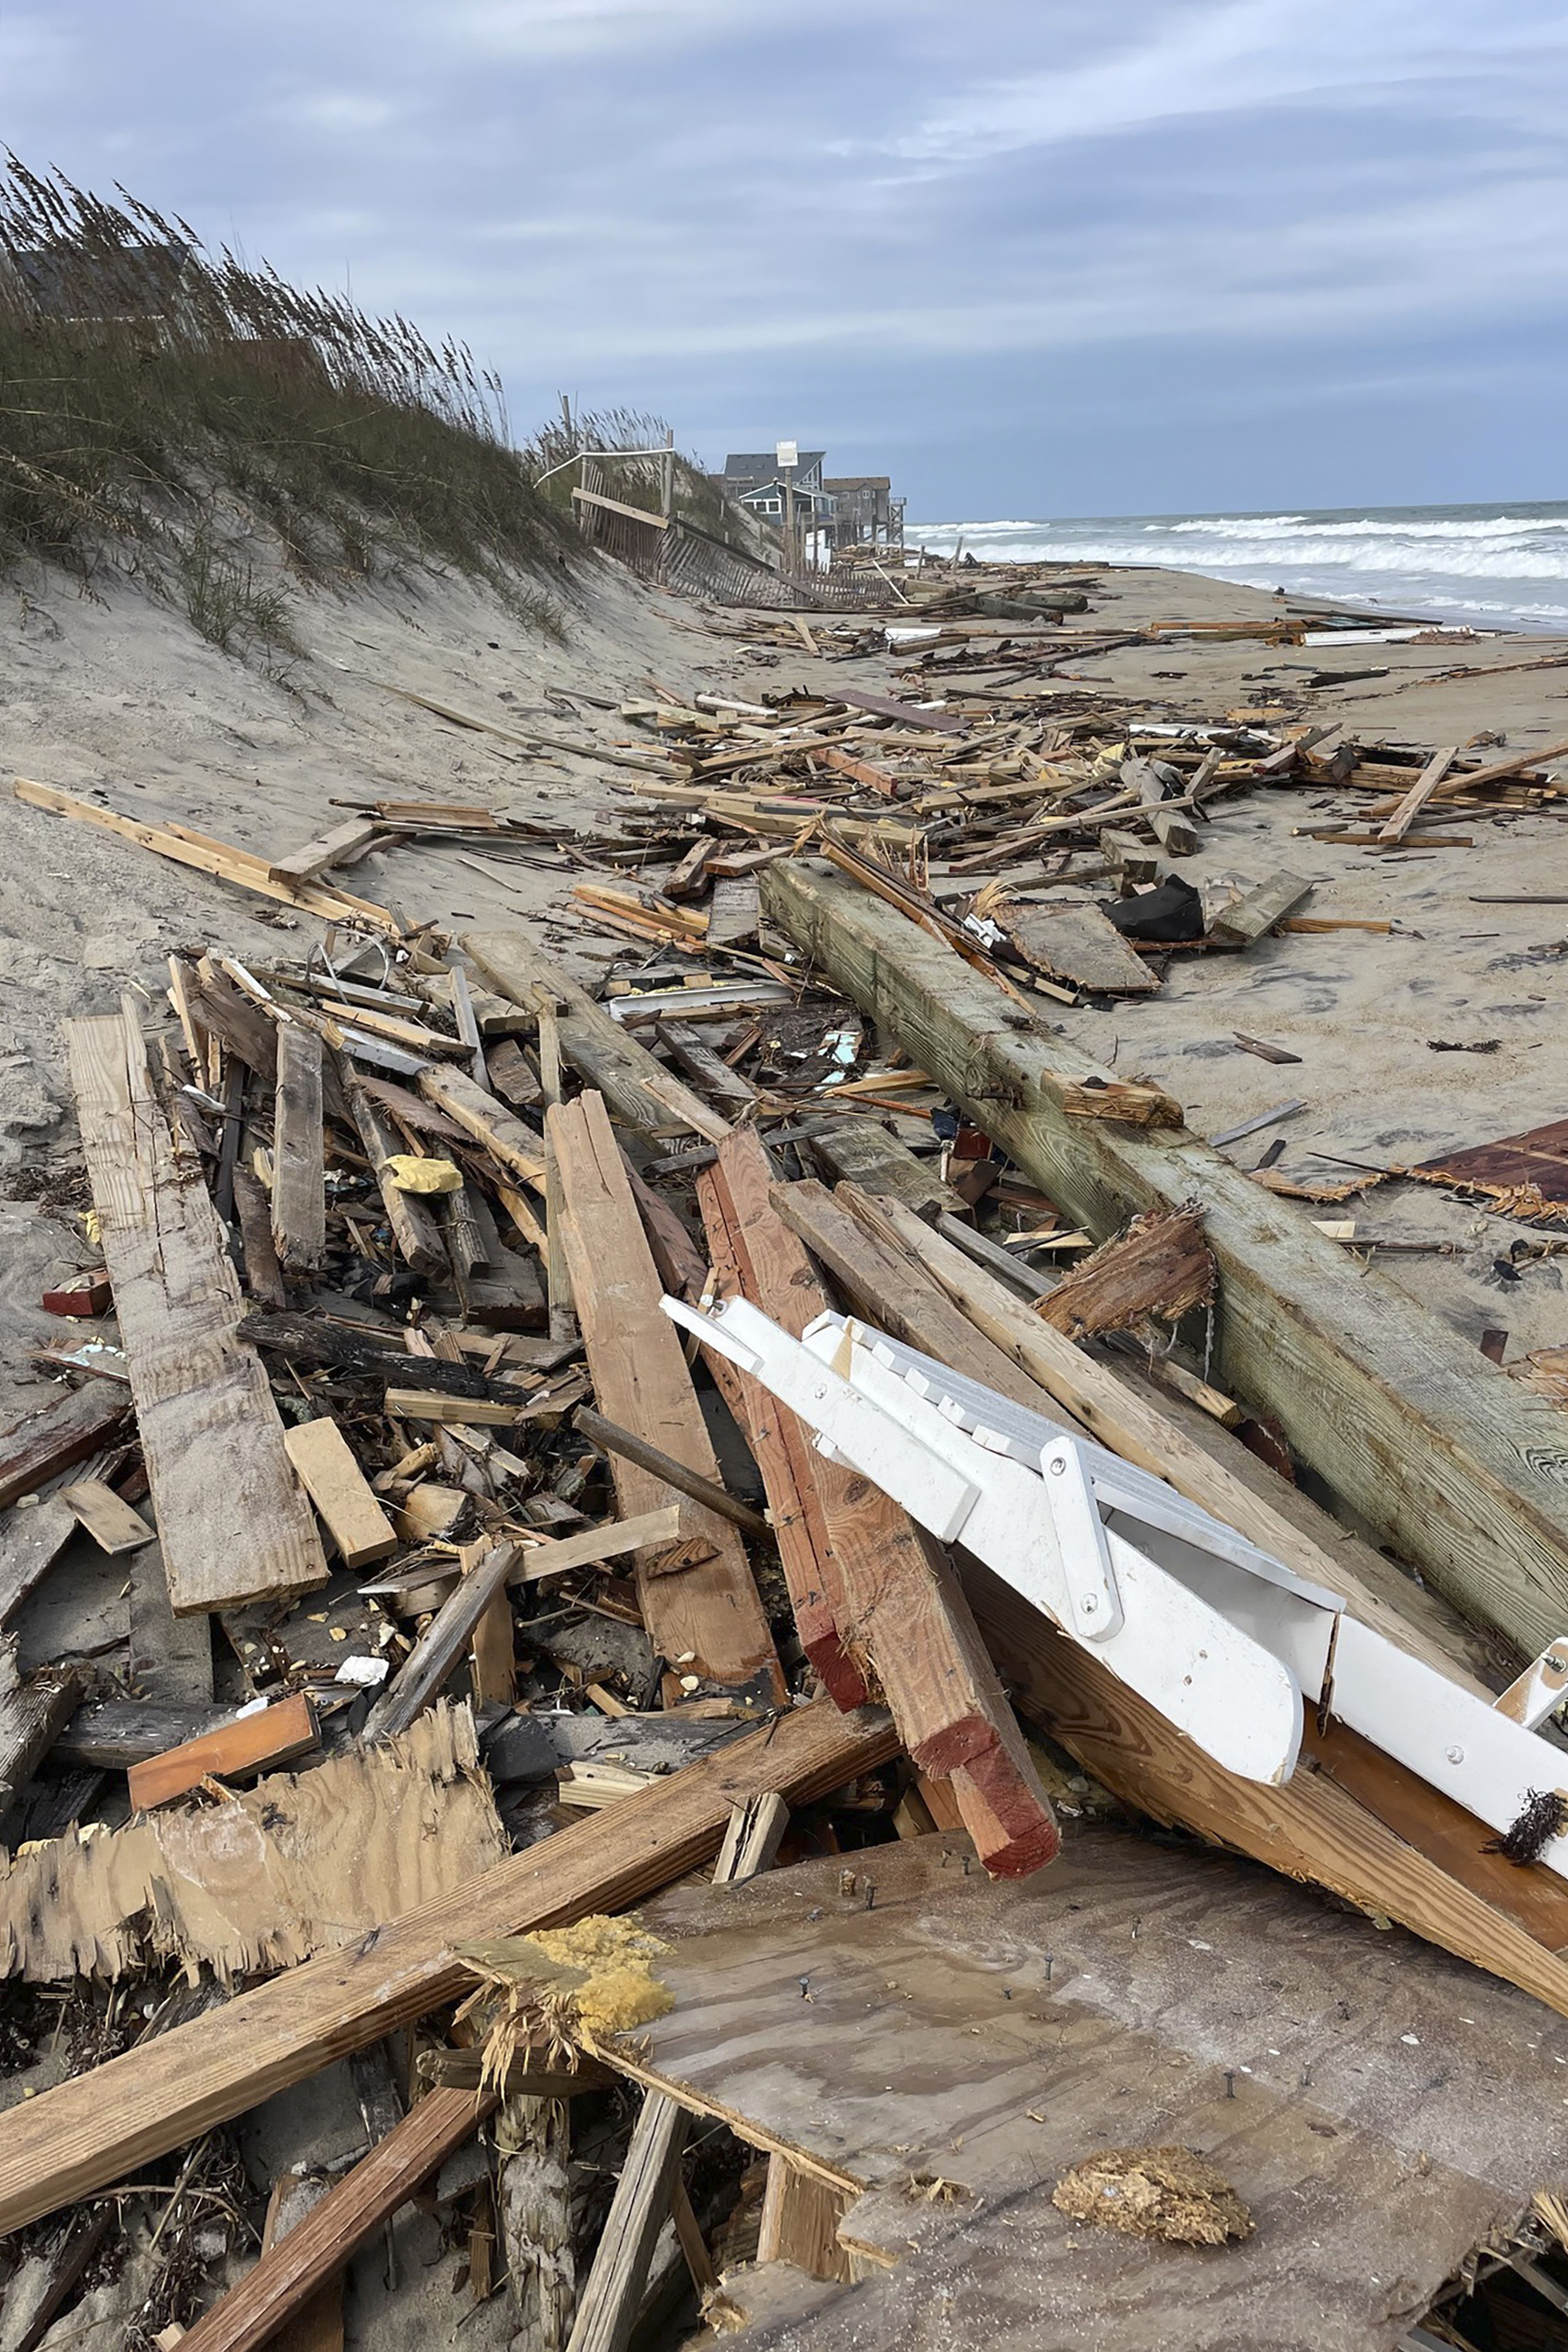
[1164,513,1568,543]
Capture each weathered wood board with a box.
[66,1009,328,1614]
[465,930,730,1144]
[995,899,1159,994]
[549,1092,784,1703]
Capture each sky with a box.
[5,1,1568,518]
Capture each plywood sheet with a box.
[622,1830,1568,2352]
[995,900,1159,995]
[0,1703,504,1984]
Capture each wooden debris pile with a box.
[6,569,1568,2346]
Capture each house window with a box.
[765,498,782,514]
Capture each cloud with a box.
[5,0,1568,512]
[888,0,1568,164]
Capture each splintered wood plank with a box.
[13,780,396,931]
[993,900,1160,995]
[232,1166,288,1307]
[65,1010,328,1616]
[465,931,730,1145]
[1413,1116,1568,1210]
[271,1024,325,1272]
[268,818,380,887]
[6,1703,503,1985]
[713,1142,1053,1867]
[179,2087,493,2352]
[1036,1206,1214,1339]
[283,1419,398,1568]
[0,1384,130,1512]
[0,1701,897,2234]
[655,1022,758,1120]
[705,877,760,950]
[346,1081,449,1278]
[1210,869,1314,945]
[60,1479,155,1555]
[696,1153,866,1709]
[0,1489,81,1628]
[418,1064,547,1189]
[362,1544,520,1742]
[758,2156,853,2282]
[548,1094,784,1702]
[565,2095,687,2352]
[1376,744,1458,844]
[127,1691,319,1809]
[0,1645,80,1825]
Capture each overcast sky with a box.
[6,2,1567,517]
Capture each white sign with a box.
[775,440,798,470]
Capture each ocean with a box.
[901,501,1568,633]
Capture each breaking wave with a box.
[904,501,1568,628]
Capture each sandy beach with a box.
[3,550,1564,1434]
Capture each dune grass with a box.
[0,159,576,656]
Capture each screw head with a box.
[1445,1745,1465,1765]
[1049,1457,1066,1476]
[1081,1596,1097,1614]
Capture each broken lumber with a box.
[0,1645,80,1830]
[1210,870,1314,945]
[465,931,730,1144]
[14,780,396,931]
[271,1022,326,1272]
[418,1063,547,1189]
[177,2086,496,2352]
[548,1093,784,1701]
[59,1478,155,1554]
[808,1121,962,1217]
[3,1704,502,1983]
[268,818,380,887]
[362,1543,520,1742]
[573,1408,770,1537]
[1037,1206,1215,1339]
[762,860,1568,1660]
[565,2091,687,2352]
[711,1144,1056,1872]
[1376,744,1459,845]
[282,1418,398,1567]
[346,1080,449,1278]
[993,900,1159,996]
[67,1007,328,1614]
[696,1146,865,1709]
[654,1021,758,1120]
[55,1699,231,1769]
[0,1700,897,2232]
[0,1382,130,1511]
[127,1690,319,1809]
[0,1489,83,1628]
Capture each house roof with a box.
[822,477,891,493]
[724,451,825,481]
